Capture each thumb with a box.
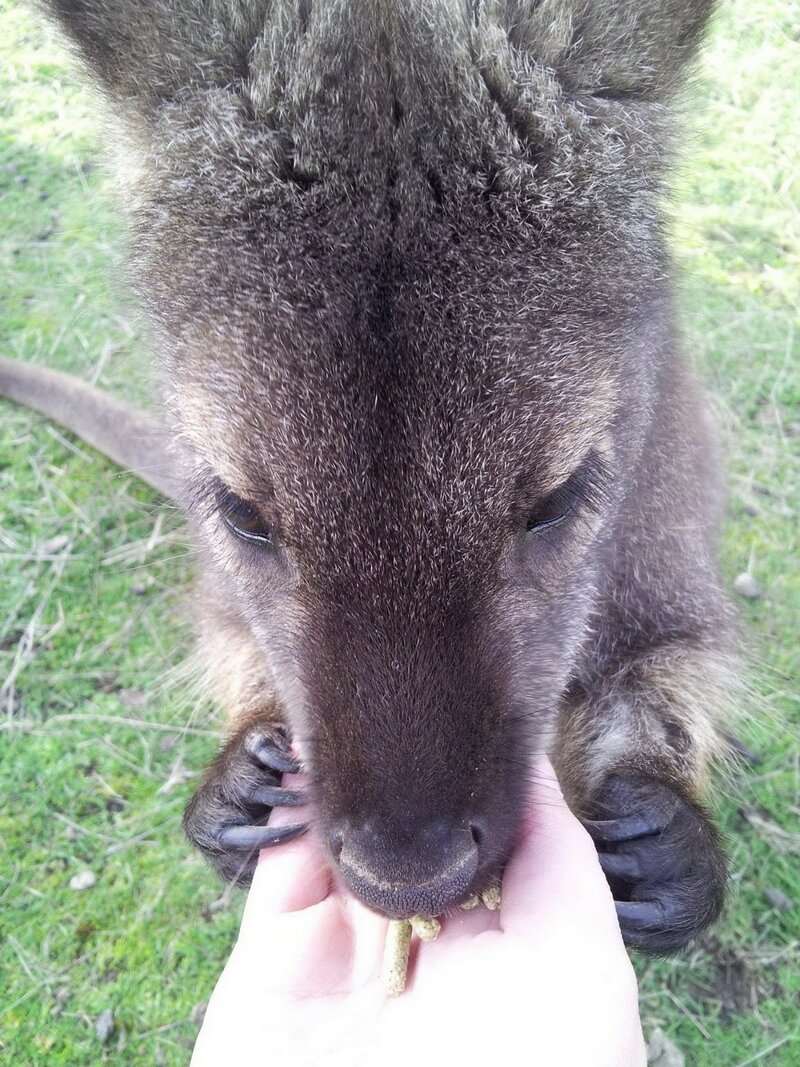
[241,771,333,926]
[499,756,621,940]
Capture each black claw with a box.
[583,813,663,842]
[615,899,665,930]
[245,733,302,774]
[724,732,762,767]
[217,822,308,851]
[584,776,728,954]
[598,851,641,880]
[250,784,306,808]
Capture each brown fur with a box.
[9,0,735,948]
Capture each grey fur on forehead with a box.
[87,0,713,329]
[49,0,713,109]
[45,1,714,299]
[51,0,713,199]
[43,0,713,507]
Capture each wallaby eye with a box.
[217,487,273,545]
[526,494,571,533]
[525,451,609,534]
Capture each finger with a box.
[339,892,391,989]
[500,756,620,937]
[259,897,355,996]
[446,901,501,937]
[263,770,309,829]
[242,773,333,921]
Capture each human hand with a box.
[192,758,646,1067]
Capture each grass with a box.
[0,0,797,1063]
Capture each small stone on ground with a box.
[42,534,70,554]
[191,1000,208,1026]
[764,887,792,911]
[647,1027,684,1067]
[733,572,761,598]
[94,1009,114,1043]
[69,870,96,891]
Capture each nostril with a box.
[469,819,485,847]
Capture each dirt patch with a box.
[689,938,785,1020]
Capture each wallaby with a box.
[3,0,737,952]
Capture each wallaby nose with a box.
[334,818,479,918]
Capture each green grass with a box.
[0,0,797,1063]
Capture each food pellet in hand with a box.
[382,919,413,996]
[381,891,499,994]
[481,885,501,911]
[382,914,441,995]
[410,915,441,941]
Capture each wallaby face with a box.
[183,287,622,912]
[26,0,733,944]
[157,165,629,913]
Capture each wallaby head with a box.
[45,0,715,917]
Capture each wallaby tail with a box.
[0,357,178,501]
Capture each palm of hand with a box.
[193,761,645,1067]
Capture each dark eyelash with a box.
[216,485,273,545]
[185,472,226,518]
[524,450,610,532]
[184,472,275,545]
[563,450,611,514]
[215,485,243,514]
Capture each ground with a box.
[0,1,798,1063]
